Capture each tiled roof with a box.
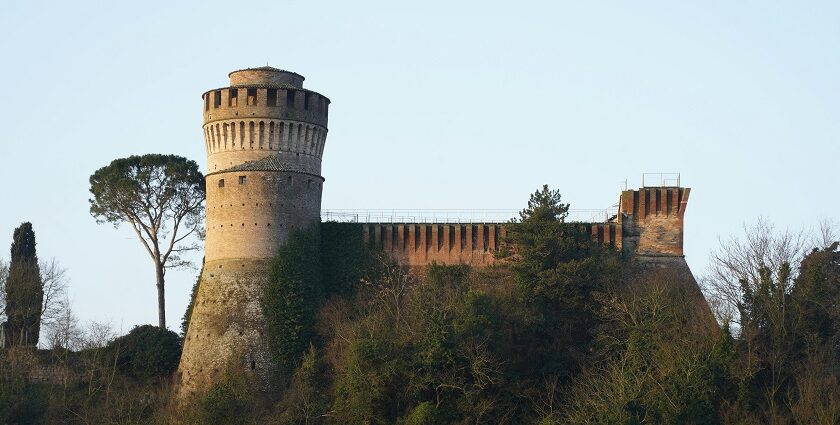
[227,66,303,78]
[211,155,321,176]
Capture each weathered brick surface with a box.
[177,259,275,401]
[619,187,690,258]
[362,223,506,266]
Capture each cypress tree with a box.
[4,222,43,347]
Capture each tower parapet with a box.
[618,186,690,258]
[201,66,329,173]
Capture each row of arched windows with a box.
[203,120,326,157]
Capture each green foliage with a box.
[109,324,181,381]
[5,222,43,347]
[502,185,622,380]
[4,186,837,423]
[88,154,205,227]
[263,229,323,375]
[321,222,378,296]
[333,322,411,423]
[0,383,47,425]
[271,344,330,424]
[199,371,256,425]
[0,349,47,425]
[181,267,202,339]
[88,154,205,329]
[399,401,443,425]
[505,185,617,302]
[564,274,727,424]
[329,264,518,423]
[0,332,174,424]
[790,242,840,350]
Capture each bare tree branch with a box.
[702,218,807,330]
[39,258,68,327]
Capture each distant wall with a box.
[360,222,623,267]
[354,187,689,267]
[362,223,504,266]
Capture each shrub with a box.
[199,372,253,425]
[110,324,181,381]
[263,229,323,376]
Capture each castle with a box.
[176,67,695,401]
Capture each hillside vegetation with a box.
[1,186,839,424]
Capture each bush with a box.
[400,401,444,425]
[263,229,323,376]
[199,372,254,425]
[110,324,181,381]
[0,378,47,425]
[321,222,377,296]
[0,348,48,425]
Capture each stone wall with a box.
[176,259,275,401]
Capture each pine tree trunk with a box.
[155,262,166,329]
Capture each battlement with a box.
[359,221,624,267]
[202,87,329,127]
[618,186,690,257]
[201,68,329,174]
[343,185,690,267]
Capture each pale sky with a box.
[1,1,837,332]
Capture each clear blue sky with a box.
[1,1,837,331]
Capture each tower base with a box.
[176,259,276,402]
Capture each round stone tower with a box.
[177,67,329,401]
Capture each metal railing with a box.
[642,173,681,187]
[321,207,618,224]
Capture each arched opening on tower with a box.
[249,122,255,149]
